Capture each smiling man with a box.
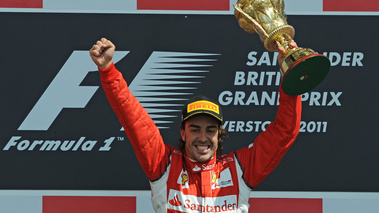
[182,114,219,162]
[180,96,224,163]
[90,38,302,212]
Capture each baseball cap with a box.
[181,95,223,124]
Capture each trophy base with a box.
[282,54,330,96]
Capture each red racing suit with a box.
[100,63,302,213]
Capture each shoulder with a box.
[217,153,236,165]
[172,148,183,156]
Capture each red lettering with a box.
[178,197,237,212]
[188,101,218,113]
[198,204,205,212]
[191,203,196,210]
[184,199,190,209]
[208,204,215,212]
[222,200,227,211]
[228,203,233,210]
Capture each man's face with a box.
[181,114,219,163]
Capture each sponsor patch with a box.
[212,168,233,189]
[188,101,219,114]
[177,170,189,189]
[168,190,237,213]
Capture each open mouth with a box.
[195,145,211,151]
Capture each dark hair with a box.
[177,121,227,156]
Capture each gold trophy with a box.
[234,0,330,96]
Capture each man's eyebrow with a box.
[188,124,218,129]
[188,124,201,128]
[206,125,218,129]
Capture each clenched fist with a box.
[90,38,115,70]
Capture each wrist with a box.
[98,61,113,70]
[98,62,114,72]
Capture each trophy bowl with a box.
[234,0,330,96]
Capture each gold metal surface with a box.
[234,0,317,73]
[281,48,316,71]
[234,0,331,96]
[234,0,294,52]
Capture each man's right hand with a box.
[90,38,115,70]
[277,40,298,66]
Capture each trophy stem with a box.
[275,35,291,51]
[265,25,295,51]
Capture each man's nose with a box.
[198,129,207,142]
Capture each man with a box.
[90,38,302,212]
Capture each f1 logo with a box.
[18,50,129,131]
[18,50,218,131]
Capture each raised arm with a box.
[234,41,302,188]
[90,38,171,181]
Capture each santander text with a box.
[184,199,236,212]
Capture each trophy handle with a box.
[233,4,270,39]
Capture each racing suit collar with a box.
[184,153,217,173]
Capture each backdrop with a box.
[1,13,378,194]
